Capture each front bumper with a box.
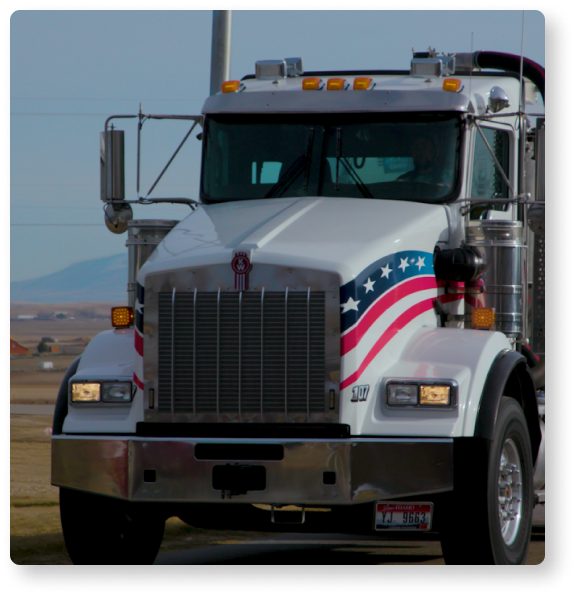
[51,436,453,505]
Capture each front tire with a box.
[60,488,165,565]
[440,397,534,564]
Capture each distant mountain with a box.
[10,254,128,303]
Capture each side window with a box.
[470,127,510,216]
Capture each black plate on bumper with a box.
[212,464,266,495]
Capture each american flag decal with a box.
[232,252,252,291]
[339,250,464,391]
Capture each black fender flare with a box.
[53,356,81,435]
[474,349,541,465]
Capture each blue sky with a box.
[10,8,545,282]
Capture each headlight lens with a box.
[387,384,418,406]
[386,382,454,408]
[102,382,133,403]
[420,385,451,406]
[71,383,101,402]
[71,381,133,403]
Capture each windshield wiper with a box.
[265,128,315,198]
[335,128,373,199]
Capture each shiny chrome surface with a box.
[498,438,523,545]
[52,436,453,505]
[143,265,340,423]
[126,220,179,308]
[466,221,526,338]
[488,86,511,113]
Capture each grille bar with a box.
[157,289,326,421]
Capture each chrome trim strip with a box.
[193,288,197,420]
[238,290,243,420]
[171,287,176,419]
[260,287,265,418]
[307,286,311,421]
[284,286,289,419]
[216,287,221,420]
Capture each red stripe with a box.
[340,293,463,390]
[134,331,143,356]
[341,276,439,355]
[133,373,144,390]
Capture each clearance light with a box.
[302,77,322,90]
[111,307,134,328]
[221,80,241,93]
[353,77,373,90]
[472,307,496,329]
[327,78,347,91]
[443,78,461,92]
[72,383,100,402]
[420,385,451,406]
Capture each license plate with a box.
[374,502,433,531]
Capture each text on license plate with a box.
[374,502,433,531]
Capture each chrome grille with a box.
[157,289,326,420]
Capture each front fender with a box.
[62,328,142,434]
[357,327,512,437]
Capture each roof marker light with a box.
[302,77,322,90]
[443,78,461,92]
[222,80,241,93]
[327,78,348,91]
[353,77,373,90]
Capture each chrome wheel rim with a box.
[498,438,523,545]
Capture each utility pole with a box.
[210,10,232,96]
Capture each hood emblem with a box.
[232,252,252,291]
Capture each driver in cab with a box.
[396,136,451,188]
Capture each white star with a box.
[380,264,392,279]
[341,297,360,313]
[398,257,410,272]
[416,256,426,270]
[363,277,375,293]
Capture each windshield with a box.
[201,112,462,204]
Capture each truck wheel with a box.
[440,397,534,564]
[60,488,165,565]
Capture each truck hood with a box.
[140,197,449,286]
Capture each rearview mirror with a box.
[100,130,125,201]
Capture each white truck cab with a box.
[52,48,545,565]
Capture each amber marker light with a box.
[353,77,373,90]
[327,78,346,91]
[111,307,134,328]
[302,77,322,90]
[443,78,461,92]
[472,307,496,329]
[221,80,241,93]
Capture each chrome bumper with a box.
[52,436,453,505]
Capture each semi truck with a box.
[51,46,545,565]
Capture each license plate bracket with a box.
[374,501,433,531]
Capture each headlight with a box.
[71,383,101,402]
[102,382,133,403]
[387,383,418,406]
[386,381,455,408]
[71,381,133,403]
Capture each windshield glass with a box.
[201,112,462,204]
